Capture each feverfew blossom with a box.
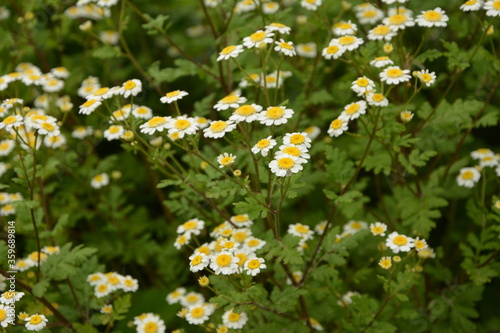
[341,101,367,120]
[203,120,237,138]
[160,90,188,104]
[25,314,48,331]
[265,23,291,34]
[301,0,322,11]
[327,118,348,137]
[230,104,262,123]
[121,79,142,98]
[217,45,245,61]
[167,116,198,138]
[259,106,294,126]
[269,156,303,177]
[322,42,346,60]
[380,66,411,85]
[296,42,317,58]
[456,167,481,188]
[370,222,388,236]
[222,309,248,329]
[274,39,296,57]
[251,136,277,157]
[140,116,171,135]
[417,69,437,86]
[460,0,483,12]
[415,8,449,27]
[484,0,500,16]
[217,153,236,168]
[386,231,415,253]
[242,30,274,48]
[91,173,109,189]
[214,94,247,111]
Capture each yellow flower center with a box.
[29,252,47,261]
[415,240,426,250]
[346,104,360,115]
[233,231,248,242]
[351,222,363,229]
[270,23,285,28]
[338,36,356,45]
[191,307,205,319]
[373,25,391,35]
[372,94,385,102]
[380,259,391,268]
[93,174,103,182]
[108,276,120,285]
[166,90,180,98]
[83,99,97,107]
[494,1,500,9]
[461,170,474,180]
[93,87,109,96]
[228,313,241,322]
[216,254,232,266]
[301,45,313,52]
[235,253,248,266]
[113,110,126,118]
[0,142,10,150]
[222,45,236,55]
[290,134,305,144]
[266,76,277,83]
[330,119,343,129]
[3,116,17,125]
[420,73,432,82]
[177,235,187,244]
[233,215,248,222]
[185,295,199,303]
[279,42,293,50]
[108,126,121,134]
[223,241,235,249]
[220,95,239,104]
[183,221,197,230]
[327,45,340,54]
[388,14,407,25]
[197,246,210,255]
[375,56,389,61]
[277,157,294,169]
[338,23,352,30]
[147,117,167,127]
[191,255,203,265]
[0,309,6,321]
[220,157,233,165]
[386,68,403,78]
[265,107,285,119]
[123,80,136,90]
[247,239,260,247]
[465,0,477,4]
[282,146,301,156]
[250,31,266,42]
[295,225,309,233]
[235,105,256,116]
[209,121,228,132]
[29,315,43,324]
[97,284,108,292]
[372,226,384,234]
[41,122,55,131]
[423,10,442,21]
[393,235,407,246]
[144,322,158,333]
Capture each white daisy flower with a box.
[210,251,239,275]
[322,42,346,60]
[0,115,23,131]
[136,316,166,333]
[242,30,274,48]
[343,220,368,234]
[230,214,254,228]
[340,101,367,120]
[383,12,415,31]
[140,116,171,135]
[229,104,262,123]
[484,0,500,16]
[0,291,24,304]
[121,275,139,292]
[203,120,237,138]
[416,8,449,27]
[50,67,70,79]
[275,144,310,164]
[214,94,247,111]
[265,22,291,34]
[380,66,411,85]
[185,303,215,325]
[414,237,429,252]
[479,155,498,167]
[333,21,357,36]
[351,77,375,96]
[25,314,48,331]
[460,0,483,12]
[367,25,397,41]
[417,69,437,86]
[274,39,296,57]
[456,167,481,187]
[121,79,142,98]
[167,116,198,138]
[189,253,210,273]
[44,134,66,149]
[222,309,249,329]
[304,126,321,140]
[269,156,303,177]
[400,110,414,123]
[245,237,266,251]
[470,148,494,159]
[166,287,186,305]
[91,173,109,189]
[370,222,388,236]
[94,283,112,298]
[160,90,188,104]
[369,56,394,68]
[296,42,317,58]
[334,35,364,51]
[217,153,236,168]
[217,45,245,61]
[72,126,93,139]
[288,223,314,240]
[366,92,389,107]
[259,106,294,126]
[386,231,415,253]
[356,6,384,25]
[177,218,205,236]
[79,99,102,115]
[263,2,280,15]
[327,118,348,137]
[104,125,125,141]
[283,132,312,149]
[0,139,15,156]
[301,0,322,11]
[379,256,392,269]
[132,105,153,119]
[174,234,191,250]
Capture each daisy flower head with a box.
[204,120,237,138]
[72,126,93,139]
[136,316,166,333]
[386,231,415,253]
[333,21,358,36]
[0,115,23,132]
[210,251,239,275]
[351,77,375,96]
[242,30,274,48]
[296,42,317,58]
[239,73,260,88]
[44,135,66,149]
[42,78,65,93]
[301,0,322,11]
[121,275,139,292]
[262,73,283,89]
[166,287,186,305]
[160,90,188,104]
[341,101,368,121]
[100,304,113,314]
[457,167,481,188]
[367,24,397,41]
[214,94,247,111]
[79,99,102,115]
[0,139,15,156]
[263,2,280,14]
[189,252,210,273]
[265,22,291,34]
[174,233,191,250]
[86,86,113,101]
[338,291,360,307]
[380,66,411,85]
[269,155,303,177]
[416,8,449,27]
[251,136,277,156]
[288,223,314,240]
[217,153,236,168]
[343,220,368,234]
[370,56,394,69]
[234,0,257,14]
[25,314,48,331]
[322,42,346,60]
[132,105,153,119]
[370,222,388,236]
[0,291,24,304]
[103,125,124,141]
[327,117,348,137]
[414,237,428,251]
[356,6,384,25]
[400,110,414,123]
[484,0,500,16]
[460,0,484,12]
[91,173,109,189]
[217,45,245,61]
[244,257,266,276]
[230,103,262,123]
[94,283,112,298]
[177,218,205,236]
[366,92,389,107]
[275,144,310,163]
[471,148,494,159]
[121,79,142,98]
[379,256,392,269]
[259,106,294,126]
[479,155,498,167]
[283,132,312,149]
[185,303,215,325]
[230,214,254,227]
[140,116,171,135]
[274,39,296,57]
[223,309,248,329]
[335,35,364,51]
[416,69,437,87]
[167,116,198,138]
[383,12,415,31]
[204,0,220,8]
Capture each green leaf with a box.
[141,14,170,35]
[41,243,97,281]
[147,59,198,85]
[309,89,334,105]
[233,194,267,220]
[73,323,99,333]
[270,286,307,312]
[113,294,132,321]
[416,49,443,63]
[157,179,182,189]
[442,40,470,70]
[91,45,122,59]
[335,190,363,204]
[32,279,50,297]
[474,110,499,128]
[264,235,304,266]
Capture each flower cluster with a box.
[86,271,139,298]
[456,148,500,188]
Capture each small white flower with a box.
[91,173,109,189]
[222,309,249,329]
[217,153,236,168]
[367,24,397,41]
[415,7,449,27]
[140,116,171,135]
[229,104,262,123]
[189,253,210,273]
[121,79,142,98]
[259,106,294,126]
[456,167,481,188]
[370,222,388,236]
[167,116,198,138]
[296,42,317,58]
[217,45,245,61]
[242,30,274,48]
[366,92,389,107]
[283,132,312,149]
[265,22,291,34]
[380,66,411,85]
[322,42,346,60]
[301,0,322,11]
[203,120,236,138]
[214,94,247,111]
[25,314,48,331]
[351,77,375,96]
[210,251,239,275]
[269,156,303,177]
[369,56,394,68]
[335,35,364,51]
[417,69,437,87]
[160,90,188,104]
[386,231,415,253]
[327,118,348,137]
[333,21,357,36]
[460,0,483,12]
[104,125,125,141]
[288,223,314,240]
[274,39,296,57]
[79,99,102,115]
[341,101,368,120]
